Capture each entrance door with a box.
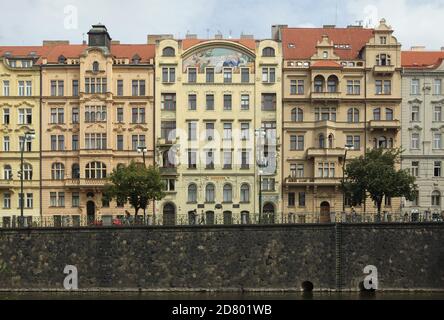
[87,201,95,224]
[262,203,276,224]
[320,201,331,223]
[163,203,176,226]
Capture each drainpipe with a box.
[39,65,43,221]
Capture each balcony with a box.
[368,120,401,132]
[160,167,178,176]
[285,177,341,187]
[157,138,177,146]
[307,148,346,159]
[65,179,108,188]
[0,180,12,189]
[311,91,342,101]
[373,65,396,75]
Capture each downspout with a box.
[39,64,43,220]
[152,62,156,224]
[364,63,368,215]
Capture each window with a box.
[25,193,33,209]
[188,68,197,83]
[288,193,296,207]
[432,191,441,206]
[3,108,10,124]
[263,47,275,57]
[187,184,197,203]
[223,94,232,111]
[314,76,324,93]
[92,61,99,72]
[188,94,197,111]
[261,93,276,111]
[85,133,107,150]
[85,77,107,94]
[85,105,107,122]
[299,192,306,207]
[18,108,32,124]
[434,161,441,177]
[3,193,11,209]
[347,108,359,123]
[386,108,394,121]
[162,47,175,56]
[3,136,10,152]
[85,162,107,179]
[434,106,442,122]
[50,135,65,151]
[72,107,79,124]
[385,196,392,207]
[205,150,215,169]
[327,76,338,93]
[51,163,65,180]
[72,135,79,151]
[323,51,328,59]
[434,79,442,95]
[315,107,336,121]
[317,162,335,178]
[117,80,123,96]
[373,108,381,121]
[411,79,420,95]
[188,122,197,141]
[261,178,276,191]
[18,136,32,152]
[241,94,250,110]
[205,122,215,141]
[50,80,64,96]
[188,150,197,169]
[319,134,326,148]
[72,164,80,179]
[57,192,65,207]
[72,193,80,208]
[204,94,214,111]
[383,80,391,94]
[3,165,12,180]
[223,184,233,203]
[240,184,250,203]
[161,93,176,110]
[262,67,276,83]
[131,80,146,96]
[131,107,146,123]
[50,192,65,207]
[162,67,176,83]
[380,37,387,45]
[347,135,361,150]
[116,107,124,123]
[205,184,215,203]
[50,108,65,124]
[347,80,361,95]
[131,135,145,151]
[241,123,250,140]
[3,80,10,96]
[162,179,176,192]
[376,54,391,66]
[411,161,419,177]
[18,81,25,96]
[290,79,304,95]
[241,150,250,169]
[241,68,250,83]
[434,133,442,149]
[117,135,124,151]
[72,80,79,97]
[25,81,32,96]
[223,68,232,83]
[206,68,215,83]
[290,135,304,151]
[291,108,304,122]
[411,133,420,149]
[161,121,176,141]
[50,192,57,207]
[411,106,420,122]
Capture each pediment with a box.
[408,125,423,131]
[47,125,68,132]
[128,125,149,132]
[14,101,35,108]
[86,123,106,130]
[408,98,422,105]
[14,125,33,133]
[0,126,13,134]
[431,98,444,105]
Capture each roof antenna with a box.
[82,33,86,45]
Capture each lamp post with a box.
[342,144,355,214]
[137,146,148,166]
[19,129,36,227]
[255,128,267,224]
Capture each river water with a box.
[1,292,444,300]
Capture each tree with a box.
[103,162,165,221]
[342,148,417,214]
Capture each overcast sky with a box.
[1,0,443,50]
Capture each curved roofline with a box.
[181,40,256,59]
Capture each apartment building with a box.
[154,34,282,225]
[401,49,444,218]
[277,19,402,223]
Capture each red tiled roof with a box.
[282,27,374,60]
[0,46,49,57]
[311,60,343,68]
[402,51,444,68]
[182,39,256,51]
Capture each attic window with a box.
[163,47,175,57]
[334,44,351,49]
[58,55,66,64]
[93,61,100,72]
[132,54,141,64]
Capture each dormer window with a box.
[376,54,391,66]
[380,37,387,45]
[58,55,66,64]
[323,51,328,59]
[262,47,275,57]
[93,61,100,72]
[132,54,141,64]
[162,47,175,57]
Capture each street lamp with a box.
[19,129,36,227]
[255,128,268,223]
[342,143,355,214]
[137,145,148,166]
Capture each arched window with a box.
[52,163,65,180]
[23,163,33,180]
[319,134,326,149]
[328,134,334,149]
[92,61,99,72]
[373,108,381,120]
[205,184,215,203]
[223,184,233,203]
[327,75,339,93]
[162,47,175,57]
[347,108,359,123]
[386,108,394,120]
[132,54,141,64]
[262,47,275,57]
[240,184,250,203]
[291,108,304,122]
[58,55,66,64]
[432,190,441,207]
[72,164,80,179]
[188,184,197,203]
[314,75,325,93]
[3,165,12,180]
[85,162,107,179]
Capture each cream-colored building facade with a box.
[154,35,282,225]
[278,19,402,223]
[39,25,155,225]
[0,47,44,227]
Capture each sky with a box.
[0,0,443,50]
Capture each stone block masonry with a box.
[0,224,443,292]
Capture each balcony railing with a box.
[285,177,341,186]
[368,120,401,131]
[311,91,342,101]
[373,65,396,75]
[160,167,178,175]
[307,148,347,159]
[65,179,108,187]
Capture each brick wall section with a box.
[0,224,443,291]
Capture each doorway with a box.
[87,201,95,224]
[320,201,331,223]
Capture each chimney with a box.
[323,25,336,28]
[147,34,174,44]
[43,40,70,46]
[240,33,254,40]
[441,47,444,51]
[411,46,426,51]
[186,34,197,39]
[111,40,120,45]
[215,31,223,39]
[271,25,287,41]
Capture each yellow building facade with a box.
[278,19,402,223]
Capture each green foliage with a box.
[103,162,166,216]
[342,148,417,213]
